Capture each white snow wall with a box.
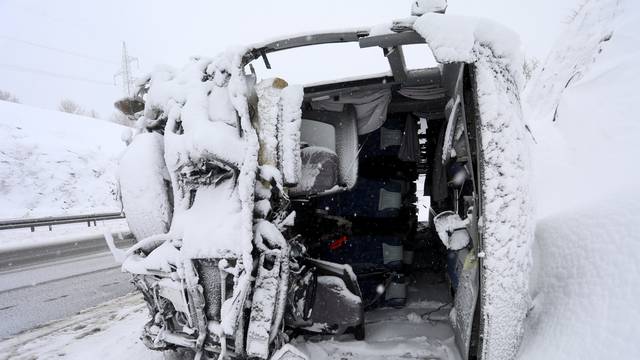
[518,0,640,358]
[415,13,533,360]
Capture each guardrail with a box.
[0,212,125,232]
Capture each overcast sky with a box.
[0,0,579,118]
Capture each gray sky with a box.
[0,0,579,118]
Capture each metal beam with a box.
[243,31,369,65]
[358,31,426,49]
[384,46,408,82]
[0,212,125,231]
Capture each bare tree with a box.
[523,57,541,85]
[58,98,85,115]
[87,109,100,119]
[0,90,20,103]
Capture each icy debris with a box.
[406,312,424,324]
[122,241,179,275]
[270,344,308,360]
[259,164,284,188]
[441,95,461,164]
[247,253,281,359]
[254,199,271,218]
[255,79,303,186]
[317,276,362,305]
[415,11,532,360]
[411,0,447,16]
[254,220,288,250]
[256,79,283,167]
[279,85,304,186]
[433,211,470,251]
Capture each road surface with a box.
[0,233,134,339]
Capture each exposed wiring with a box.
[421,302,452,325]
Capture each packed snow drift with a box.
[519,0,640,358]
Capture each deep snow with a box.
[0,100,126,219]
[518,0,640,358]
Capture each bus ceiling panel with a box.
[303,67,441,99]
[303,75,397,98]
[389,97,448,115]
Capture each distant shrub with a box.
[523,56,541,84]
[0,90,20,103]
[58,98,84,114]
[57,98,99,118]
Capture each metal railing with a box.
[0,212,125,232]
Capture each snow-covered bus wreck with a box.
[112,2,532,359]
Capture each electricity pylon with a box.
[114,41,138,97]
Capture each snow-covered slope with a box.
[519,0,640,358]
[0,101,126,218]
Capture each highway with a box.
[0,232,135,339]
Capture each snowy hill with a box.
[519,0,640,358]
[0,101,126,219]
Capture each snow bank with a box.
[523,0,627,218]
[0,101,125,218]
[519,0,640,358]
[415,12,533,360]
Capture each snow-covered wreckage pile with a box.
[110,1,532,359]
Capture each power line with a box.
[0,34,118,65]
[0,63,114,86]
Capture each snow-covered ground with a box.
[0,273,459,360]
[518,0,640,358]
[0,100,125,219]
[0,293,155,360]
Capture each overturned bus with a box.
[112,2,532,360]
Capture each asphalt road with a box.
[0,235,135,339]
